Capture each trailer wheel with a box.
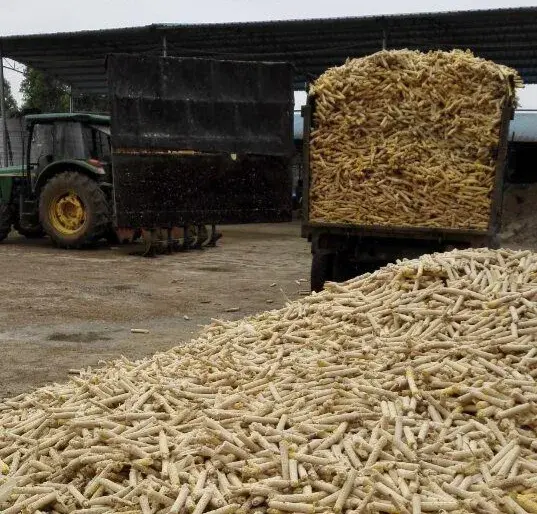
[104,227,121,244]
[0,203,13,242]
[39,171,110,248]
[332,252,354,283]
[311,252,334,292]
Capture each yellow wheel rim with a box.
[49,191,87,235]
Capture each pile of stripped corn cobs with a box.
[1,248,537,513]
[309,49,521,231]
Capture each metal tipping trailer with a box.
[301,96,514,292]
[0,54,294,253]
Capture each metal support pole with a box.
[162,34,167,57]
[382,28,387,50]
[69,87,73,113]
[0,43,8,167]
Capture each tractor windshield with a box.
[54,122,110,162]
[54,122,87,159]
[30,121,111,164]
[85,125,111,162]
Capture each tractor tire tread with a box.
[39,171,110,249]
[14,221,46,239]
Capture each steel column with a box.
[162,34,167,57]
[0,42,8,167]
[382,28,388,50]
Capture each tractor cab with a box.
[25,113,112,191]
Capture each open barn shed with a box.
[3,7,537,93]
[2,6,537,166]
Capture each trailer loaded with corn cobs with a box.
[0,54,294,252]
[302,49,521,291]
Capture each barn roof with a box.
[3,7,537,93]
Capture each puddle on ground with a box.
[47,331,112,343]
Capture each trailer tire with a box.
[104,227,120,244]
[311,252,334,293]
[332,252,354,283]
[0,203,13,242]
[39,171,110,248]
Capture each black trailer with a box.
[107,54,294,237]
[301,97,514,292]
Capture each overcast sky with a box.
[3,0,537,107]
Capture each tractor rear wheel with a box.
[39,171,110,248]
[0,203,13,242]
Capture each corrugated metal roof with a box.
[3,7,537,94]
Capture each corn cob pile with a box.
[308,49,521,230]
[1,248,537,513]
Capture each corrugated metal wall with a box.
[0,117,26,167]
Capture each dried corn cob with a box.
[309,49,521,230]
[0,248,537,513]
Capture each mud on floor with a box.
[0,222,311,397]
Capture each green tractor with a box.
[0,113,113,247]
[0,113,217,249]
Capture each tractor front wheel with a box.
[39,172,110,248]
[0,203,13,242]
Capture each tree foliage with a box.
[73,94,110,114]
[2,78,18,117]
[20,67,110,114]
[20,67,69,113]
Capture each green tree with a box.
[73,93,110,114]
[2,78,18,116]
[20,67,69,113]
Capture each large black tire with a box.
[332,254,383,283]
[0,203,13,242]
[39,172,110,248]
[355,260,386,277]
[311,252,334,293]
[14,220,46,239]
[332,252,351,283]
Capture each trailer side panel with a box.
[107,54,293,228]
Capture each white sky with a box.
[2,0,537,108]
